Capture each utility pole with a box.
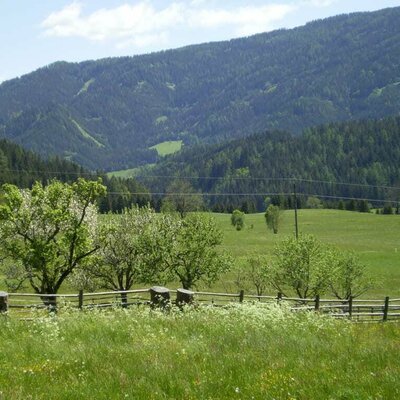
[293,182,299,240]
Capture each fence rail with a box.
[1,288,399,322]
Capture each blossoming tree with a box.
[90,206,177,305]
[0,178,106,301]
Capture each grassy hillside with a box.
[149,140,183,156]
[107,164,156,179]
[107,167,140,179]
[0,306,399,399]
[214,209,400,297]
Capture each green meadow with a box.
[107,167,140,179]
[0,305,399,399]
[106,164,157,179]
[214,209,400,298]
[149,140,183,156]
[105,140,182,178]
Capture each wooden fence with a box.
[1,288,400,322]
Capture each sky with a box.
[1,0,399,83]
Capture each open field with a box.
[149,140,183,156]
[106,164,156,179]
[0,305,399,399]
[214,210,400,298]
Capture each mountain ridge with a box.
[0,6,399,170]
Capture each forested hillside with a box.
[138,116,400,211]
[0,7,399,170]
[0,139,150,212]
[0,139,89,187]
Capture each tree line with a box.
[141,116,400,212]
[3,111,400,216]
[0,138,150,213]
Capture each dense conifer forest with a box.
[0,7,399,170]
[0,139,150,212]
[139,116,400,211]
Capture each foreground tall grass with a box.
[1,305,399,399]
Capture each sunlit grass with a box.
[1,305,399,399]
[150,140,183,156]
[214,209,400,297]
[106,165,156,179]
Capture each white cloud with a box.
[41,2,82,37]
[41,1,301,48]
[190,0,208,6]
[41,0,337,49]
[191,4,296,36]
[42,2,185,42]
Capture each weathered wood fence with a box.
[1,288,400,322]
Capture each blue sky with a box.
[1,0,399,83]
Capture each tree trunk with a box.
[41,295,57,312]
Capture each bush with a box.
[231,209,245,231]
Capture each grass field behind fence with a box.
[0,209,399,297]
[1,304,399,399]
[213,209,400,298]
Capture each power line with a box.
[105,191,397,204]
[0,168,97,177]
[2,168,400,191]
[0,170,395,204]
[133,175,400,191]
[299,193,396,205]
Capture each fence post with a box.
[120,291,128,308]
[239,290,244,303]
[0,292,8,313]
[176,288,194,307]
[348,296,353,319]
[383,296,390,322]
[150,286,170,309]
[78,290,84,310]
[314,294,320,312]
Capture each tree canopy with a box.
[90,206,176,294]
[166,213,232,290]
[0,179,106,296]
